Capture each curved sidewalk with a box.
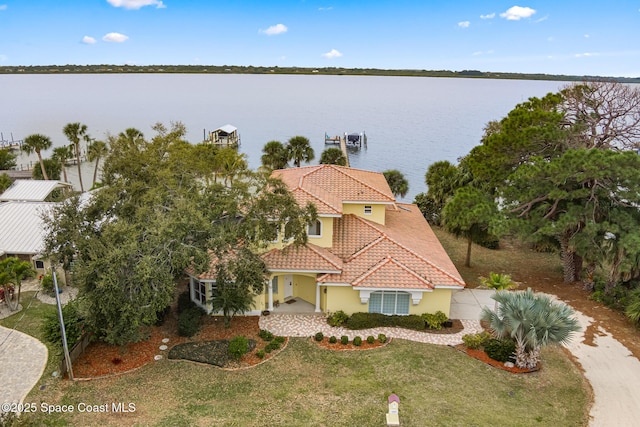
[259,314,483,346]
[0,324,48,404]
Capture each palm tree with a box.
[481,288,580,369]
[217,147,248,185]
[286,136,314,167]
[22,134,53,180]
[87,140,109,188]
[383,169,409,198]
[52,145,73,183]
[319,147,347,166]
[0,257,36,312]
[63,122,89,192]
[261,140,288,170]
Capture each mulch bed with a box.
[453,344,539,374]
[72,314,279,379]
[313,336,390,351]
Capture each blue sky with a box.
[1,1,638,77]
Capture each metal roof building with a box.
[0,180,71,202]
[0,202,55,256]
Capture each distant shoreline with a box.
[1,65,638,83]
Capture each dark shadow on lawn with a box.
[169,339,257,367]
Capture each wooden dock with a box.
[339,137,350,167]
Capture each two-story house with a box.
[188,164,465,317]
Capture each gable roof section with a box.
[272,165,395,215]
[0,202,55,255]
[0,180,71,202]
[262,243,342,273]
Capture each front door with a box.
[284,274,293,299]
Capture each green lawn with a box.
[2,239,590,427]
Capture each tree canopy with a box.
[382,169,409,198]
[44,122,316,344]
[286,136,314,167]
[319,147,347,166]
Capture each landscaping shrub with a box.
[422,311,448,330]
[258,329,274,341]
[264,341,281,353]
[366,335,375,344]
[274,336,286,344]
[484,338,516,363]
[40,272,61,296]
[353,336,362,346]
[329,336,337,344]
[228,335,249,360]
[327,310,349,327]
[177,290,197,314]
[314,332,324,342]
[377,333,387,344]
[178,306,205,337]
[340,335,349,345]
[345,312,425,330]
[462,331,491,350]
[256,349,265,359]
[42,299,84,348]
[155,305,171,326]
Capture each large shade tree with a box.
[22,133,53,180]
[44,122,315,344]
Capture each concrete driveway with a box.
[450,288,640,427]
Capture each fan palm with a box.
[319,147,347,166]
[481,288,580,369]
[52,145,74,183]
[22,133,53,180]
[383,169,409,198]
[87,140,109,188]
[0,257,36,311]
[63,122,89,192]
[261,140,288,170]
[286,136,314,167]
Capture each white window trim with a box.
[308,219,322,238]
[367,290,411,315]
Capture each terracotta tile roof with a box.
[262,243,342,273]
[319,205,465,290]
[272,165,395,215]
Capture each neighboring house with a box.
[0,180,72,279]
[188,165,465,316]
[0,201,56,278]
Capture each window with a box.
[368,291,410,315]
[35,260,45,269]
[308,219,322,237]
[265,223,280,243]
[364,205,372,215]
[271,276,279,294]
[283,221,295,242]
[194,281,207,306]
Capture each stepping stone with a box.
[154,355,163,361]
[159,345,168,351]
[162,338,170,343]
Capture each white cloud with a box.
[318,7,333,11]
[0,5,7,11]
[480,13,495,19]
[102,32,129,42]
[500,6,536,20]
[458,21,470,28]
[584,34,590,38]
[322,49,343,59]
[473,50,494,56]
[260,24,288,36]
[547,36,554,42]
[106,0,165,9]
[575,52,598,58]
[82,36,97,45]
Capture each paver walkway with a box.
[0,325,48,405]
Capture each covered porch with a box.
[265,273,324,313]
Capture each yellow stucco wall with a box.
[307,216,334,248]
[409,289,453,317]
[293,274,317,303]
[342,203,386,225]
[325,286,365,313]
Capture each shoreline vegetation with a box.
[1,64,638,83]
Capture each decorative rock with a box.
[154,355,163,361]
[159,345,168,351]
[504,361,515,368]
[162,338,170,343]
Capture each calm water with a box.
[1,74,566,200]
